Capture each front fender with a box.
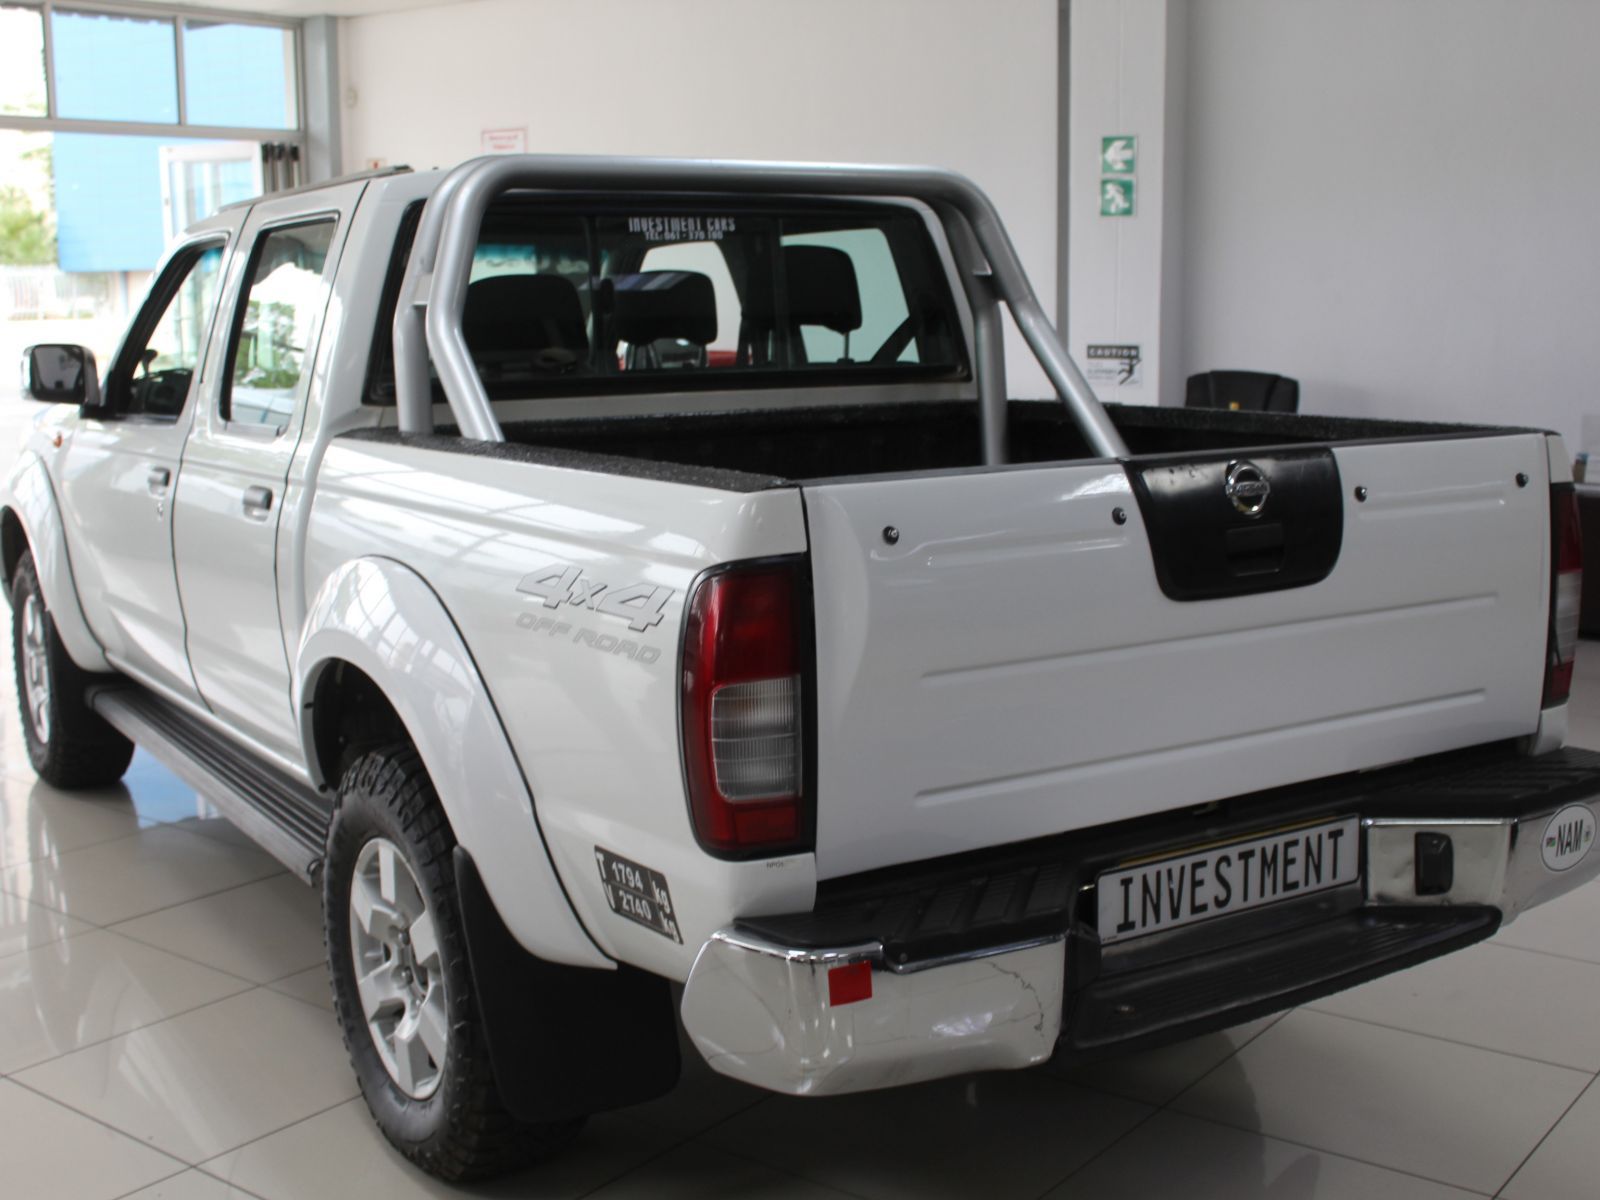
[2,452,109,672]
[296,556,610,970]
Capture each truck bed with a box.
[487,400,1514,484]
[348,400,1554,878]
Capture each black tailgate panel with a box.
[1128,448,1344,600]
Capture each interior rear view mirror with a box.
[22,344,101,406]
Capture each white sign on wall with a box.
[481,127,528,155]
[1084,343,1143,386]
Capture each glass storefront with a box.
[0,4,301,422]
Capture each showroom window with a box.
[0,3,305,402]
[3,4,299,132]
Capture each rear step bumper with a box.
[681,746,1600,1096]
[1069,906,1498,1053]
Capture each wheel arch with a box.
[0,454,109,671]
[296,556,610,970]
[2,505,27,588]
[304,658,409,789]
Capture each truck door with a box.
[55,233,233,701]
[171,183,361,757]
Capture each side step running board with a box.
[90,686,330,883]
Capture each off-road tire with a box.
[323,744,581,1181]
[10,552,134,788]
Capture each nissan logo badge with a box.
[1225,460,1270,518]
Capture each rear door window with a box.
[223,218,337,429]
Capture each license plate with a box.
[1097,816,1360,945]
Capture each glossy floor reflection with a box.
[2,632,1600,1198]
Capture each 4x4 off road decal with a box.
[517,566,672,632]
[595,848,681,942]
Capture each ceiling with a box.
[197,0,474,16]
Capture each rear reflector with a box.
[1545,487,1583,706]
[827,961,873,1006]
[681,562,811,856]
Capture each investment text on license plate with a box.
[1097,816,1360,945]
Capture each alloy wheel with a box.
[348,836,449,1099]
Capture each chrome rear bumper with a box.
[681,762,1600,1096]
[1366,798,1600,920]
[680,931,1064,1096]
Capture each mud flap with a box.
[454,847,680,1121]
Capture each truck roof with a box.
[217,163,416,212]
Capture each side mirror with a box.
[22,344,102,407]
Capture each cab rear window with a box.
[364,199,967,404]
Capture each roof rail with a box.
[392,155,1126,463]
[218,164,414,213]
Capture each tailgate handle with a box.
[1224,522,1285,577]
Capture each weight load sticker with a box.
[595,847,682,942]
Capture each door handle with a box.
[241,485,274,518]
[147,466,171,493]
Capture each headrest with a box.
[463,274,588,366]
[781,245,861,334]
[611,271,717,346]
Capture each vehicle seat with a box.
[463,274,588,374]
[608,270,717,370]
[739,245,863,366]
[1185,370,1300,413]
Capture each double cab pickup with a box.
[7,155,1598,1180]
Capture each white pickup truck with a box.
[7,155,1600,1181]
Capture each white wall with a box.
[1065,0,1185,407]
[339,0,1061,395]
[1180,0,1600,450]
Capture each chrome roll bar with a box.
[391,155,1128,462]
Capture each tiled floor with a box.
[1,405,1598,1194]
[2,659,1598,1200]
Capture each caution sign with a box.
[1085,344,1143,387]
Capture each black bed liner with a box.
[343,400,1534,492]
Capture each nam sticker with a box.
[1541,805,1597,872]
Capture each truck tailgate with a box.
[802,433,1552,879]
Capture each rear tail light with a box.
[681,561,812,856]
[1544,486,1583,706]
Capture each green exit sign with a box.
[1101,135,1136,175]
[1100,177,1135,217]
